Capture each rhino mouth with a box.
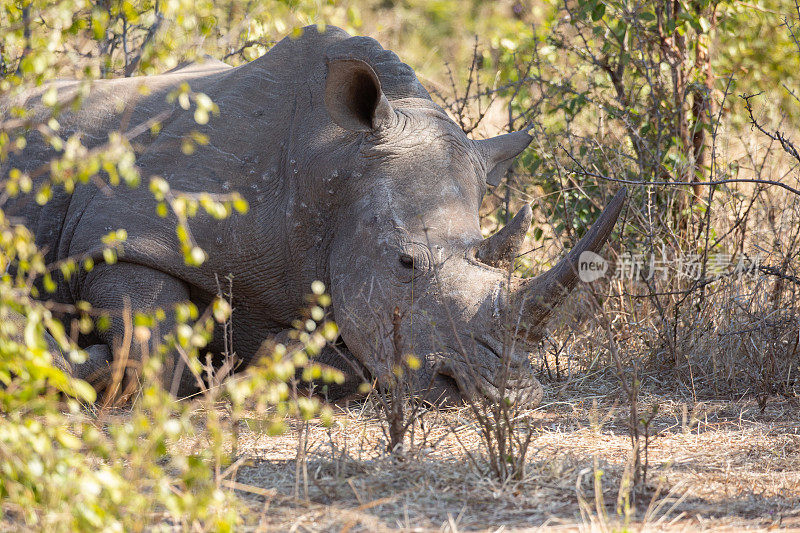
[419,373,461,406]
[324,336,540,407]
[432,339,543,407]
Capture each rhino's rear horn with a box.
[512,188,627,339]
[476,130,533,186]
[476,204,532,269]
[325,58,395,132]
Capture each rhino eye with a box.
[398,253,415,269]
[394,241,431,282]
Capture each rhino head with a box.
[320,59,625,406]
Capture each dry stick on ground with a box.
[97,299,137,409]
[214,272,241,458]
[587,283,657,505]
[213,273,239,386]
[332,293,431,456]
[293,396,310,502]
[386,306,407,454]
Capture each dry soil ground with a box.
[203,386,800,532]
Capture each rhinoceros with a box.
[2,25,625,405]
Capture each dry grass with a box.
[164,385,800,532]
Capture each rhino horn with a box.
[476,204,532,269]
[511,188,627,339]
[476,129,533,186]
[325,58,395,132]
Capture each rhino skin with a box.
[2,25,626,405]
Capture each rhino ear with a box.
[325,59,394,132]
[477,130,533,186]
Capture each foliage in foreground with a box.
[0,1,348,529]
[0,278,340,530]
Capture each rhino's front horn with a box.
[511,188,627,340]
[476,204,532,269]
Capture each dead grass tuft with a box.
[158,391,800,531]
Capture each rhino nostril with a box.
[435,372,458,391]
[398,253,414,269]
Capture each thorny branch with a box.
[561,144,800,197]
[741,92,800,165]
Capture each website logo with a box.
[578,251,608,282]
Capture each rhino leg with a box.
[4,308,69,372]
[70,344,113,388]
[2,310,111,390]
[271,330,367,402]
[78,261,198,398]
[309,343,369,402]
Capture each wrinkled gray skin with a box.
[2,26,625,405]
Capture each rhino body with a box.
[3,26,625,403]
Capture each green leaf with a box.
[591,2,605,22]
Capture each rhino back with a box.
[1,59,233,267]
[2,25,431,310]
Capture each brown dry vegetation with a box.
[158,392,800,532]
